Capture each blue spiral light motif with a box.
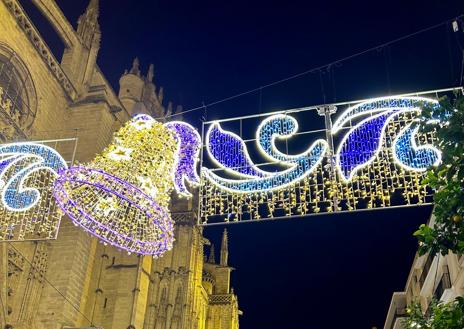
[257,115,299,163]
[204,114,328,193]
[393,123,441,171]
[0,143,67,211]
[203,140,327,192]
[333,96,442,182]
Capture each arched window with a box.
[0,43,37,141]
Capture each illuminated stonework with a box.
[200,95,443,224]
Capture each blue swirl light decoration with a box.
[393,123,441,171]
[257,114,303,163]
[204,96,443,194]
[0,143,67,211]
[204,114,328,193]
[332,96,442,181]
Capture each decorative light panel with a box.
[204,114,328,193]
[199,92,451,225]
[54,115,178,256]
[164,121,202,197]
[0,139,77,241]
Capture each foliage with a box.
[403,297,464,329]
[414,95,464,256]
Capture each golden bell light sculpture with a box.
[53,114,179,256]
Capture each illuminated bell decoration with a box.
[54,114,178,256]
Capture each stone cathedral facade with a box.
[0,1,240,328]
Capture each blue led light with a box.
[203,140,327,192]
[337,111,394,181]
[257,115,298,162]
[204,114,328,193]
[207,123,266,178]
[393,123,441,171]
[204,96,443,194]
[165,121,201,197]
[0,143,67,211]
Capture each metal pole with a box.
[317,105,339,212]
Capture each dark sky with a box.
[25,0,464,328]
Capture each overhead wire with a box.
[158,14,464,120]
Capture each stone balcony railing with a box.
[209,294,235,305]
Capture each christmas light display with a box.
[0,143,67,211]
[165,121,201,197]
[207,122,268,178]
[331,96,439,134]
[200,94,446,224]
[0,139,75,241]
[257,114,311,162]
[54,167,173,256]
[0,91,451,230]
[54,114,178,255]
[204,114,328,192]
[392,123,441,171]
[334,97,440,181]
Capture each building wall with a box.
[0,1,240,329]
[383,216,464,329]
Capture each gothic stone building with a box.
[0,1,240,328]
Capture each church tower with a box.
[119,59,168,118]
[61,0,101,96]
[0,0,240,328]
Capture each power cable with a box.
[159,15,463,120]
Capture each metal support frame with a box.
[198,86,463,226]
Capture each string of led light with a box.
[200,96,441,224]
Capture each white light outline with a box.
[202,139,328,194]
[392,122,442,172]
[0,143,67,212]
[164,120,202,198]
[332,96,439,134]
[205,122,271,178]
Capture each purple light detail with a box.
[165,122,201,196]
[53,166,174,256]
[132,114,153,121]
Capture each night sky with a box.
[24,0,464,328]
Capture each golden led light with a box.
[54,114,179,255]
